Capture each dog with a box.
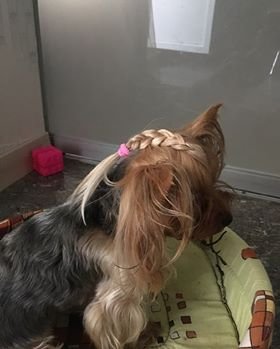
[0,104,232,349]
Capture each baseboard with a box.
[221,166,280,199]
[51,134,117,162]
[0,133,50,191]
[52,134,280,199]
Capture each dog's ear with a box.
[114,152,192,294]
[182,104,225,179]
[184,104,223,138]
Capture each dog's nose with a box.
[222,213,233,227]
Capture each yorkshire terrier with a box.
[0,104,232,349]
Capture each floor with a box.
[0,159,279,348]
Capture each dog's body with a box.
[0,105,233,349]
[0,171,121,348]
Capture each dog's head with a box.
[72,104,232,293]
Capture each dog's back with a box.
[0,205,101,348]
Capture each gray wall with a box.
[0,0,45,156]
[39,0,280,176]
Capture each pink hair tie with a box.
[118,143,130,157]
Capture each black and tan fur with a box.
[0,105,232,349]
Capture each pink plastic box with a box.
[32,146,64,176]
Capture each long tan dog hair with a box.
[71,104,232,349]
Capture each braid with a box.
[127,129,201,153]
